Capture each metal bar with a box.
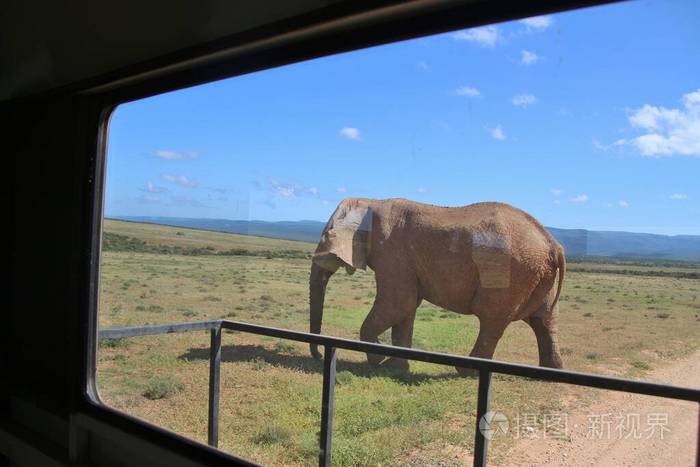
[99,320,221,339]
[215,320,700,403]
[473,370,492,467]
[208,325,222,448]
[319,346,337,467]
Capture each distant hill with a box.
[112,216,700,261]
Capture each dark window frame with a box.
[77,1,626,465]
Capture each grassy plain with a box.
[97,220,700,466]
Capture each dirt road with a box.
[502,350,700,466]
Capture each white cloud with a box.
[592,139,607,151]
[455,86,480,97]
[670,193,688,200]
[416,61,429,71]
[271,181,295,198]
[339,127,361,140]
[512,94,537,107]
[618,200,629,208]
[336,186,347,193]
[551,188,562,196]
[592,138,626,151]
[553,199,561,205]
[451,26,501,47]
[624,89,700,157]
[155,150,198,160]
[161,174,197,187]
[416,187,427,194]
[520,15,553,31]
[268,180,319,199]
[520,50,540,65]
[570,194,589,203]
[490,125,506,141]
[137,193,162,204]
[144,182,166,193]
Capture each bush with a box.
[335,371,354,385]
[253,424,291,445]
[251,356,269,370]
[274,340,297,354]
[631,360,651,370]
[142,376,184,400]
[102,337,128,349]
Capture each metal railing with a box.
[99,319,700,467]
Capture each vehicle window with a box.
[98,1,700,464]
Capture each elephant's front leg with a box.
[383,312,417,371]
[360,299,417,368]
[360,302,394,366]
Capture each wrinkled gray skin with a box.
[309,198,565,375]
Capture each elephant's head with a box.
[309,199,373,359]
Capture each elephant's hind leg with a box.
[456,317,509,377]
[525,307,563,369]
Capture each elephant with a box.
[308,197,566,376]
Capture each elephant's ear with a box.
[314,201,372,272]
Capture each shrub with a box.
[142,376,184,400]
[583,312,593,317]
[102,337,128,349]
[335,371,354,385]
[253,424,291,445]
[274,341,297,354]
[585,353,600,360]
[655,313,670,319]
[182,310,198,317]
[251,356,269,370]
[631,360,651,370]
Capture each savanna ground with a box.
[97,220,700,466]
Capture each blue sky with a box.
[105,0,700,235]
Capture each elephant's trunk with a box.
[309,260,335,359]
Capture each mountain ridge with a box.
[111,216,700,261]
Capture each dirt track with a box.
[502,350,700,466]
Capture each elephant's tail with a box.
[550,246,566,311]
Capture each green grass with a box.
[97,220,700,466]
